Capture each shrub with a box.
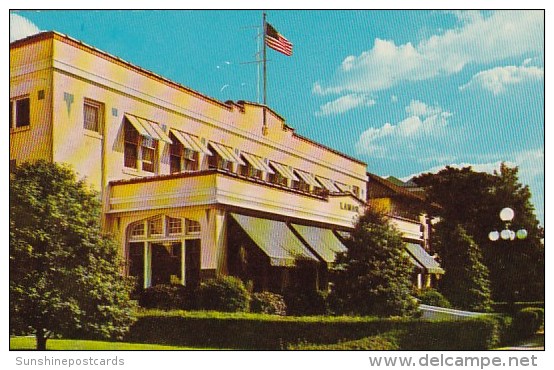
[491,301,544,314]
[283,289,328,316]
[138,284,191,310]
[416,288,452,308]
[250,292,287,316]
[288,331,401,350]
[127,310,503,350]
[510,307,544,339]
[199,276,250,312]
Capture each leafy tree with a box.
[10,160,136,350]
[432,224,492,311]
[414,164,544,302]
[331,209,418,317]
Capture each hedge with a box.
[510,308,544,339]
[491,301,544,314]
[288,331,401,350]
[125,310,503,350]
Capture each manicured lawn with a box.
[10,336,206,350]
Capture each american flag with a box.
[265,22,293,56]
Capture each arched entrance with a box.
[126,215,201,289]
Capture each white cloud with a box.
[315,94,376,116]
[391,95,398,103]
[10,13,41,42]
[405,100,450,118]
[459,64,544,94]
[315,11,543,95]
[355,100,452,156]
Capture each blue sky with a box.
[10,10,544,224]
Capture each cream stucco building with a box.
[10,32,370,292]
[10,31,440,293]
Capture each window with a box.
[170,133,199,173]
[186,219,201,234]
[183,149,198,171]
[83,99,103,133]
[141,137,157,173]
[352,185,360,198]
[10,97,30,129]
[268,164,288,186]
[149,217,163,236]
[168,217,183,235]
[131,222,145,237]
[124,120,139,169]
[169,133,183,174]
[208,144,233,172]
[239,158,262,180]
[292,173,310,193]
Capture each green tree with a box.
[10,160,136,350]
[414,164,544,302]
[432,224,492,311]
[331,209,418,317]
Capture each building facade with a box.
[366,173,444,289]
[10,32,369,292]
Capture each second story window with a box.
[239,159,262,180]
[208,146,232,172]
[141,137,157,173]
[352,185,360,198]
[83,99,103,133]
[170,133,183,174]
[124,121,139,169]
[10,96,30,129]
[170,132,199,173]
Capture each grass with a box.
[10,336,208,350]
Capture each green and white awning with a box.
[316,176,340,192]
[230,213,319,267]
[294,170,321,187]
[125,113,172,144]
[405,243,444,274]
[291,224,348,264]
[170,129,212,155]
[241,153,275,174]
[209,142,246,165]
[269,161,299,181]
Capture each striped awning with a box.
[241,153,275,174]
[269,162,299,181]
[294,170,321,187]
[316,176,340,192]
[334,182,351,193]
[407,253,425,272]
[170,129,212,155]
[405,243,445,275]
[125,114,172,144]
[335,230,351,241]
[209,142,246,165]
[230,213,319,267]
[291,224,348,264]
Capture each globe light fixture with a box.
[488,207,527,242]
[516,229,528,240]
[488,231,500,241]
[499,207,515,222]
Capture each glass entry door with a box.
[151,242,182,286]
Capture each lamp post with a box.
[488,207,527,242]
[487,207,527,313]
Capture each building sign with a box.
[340,202,359,213]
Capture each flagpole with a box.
[262,12,267,130]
